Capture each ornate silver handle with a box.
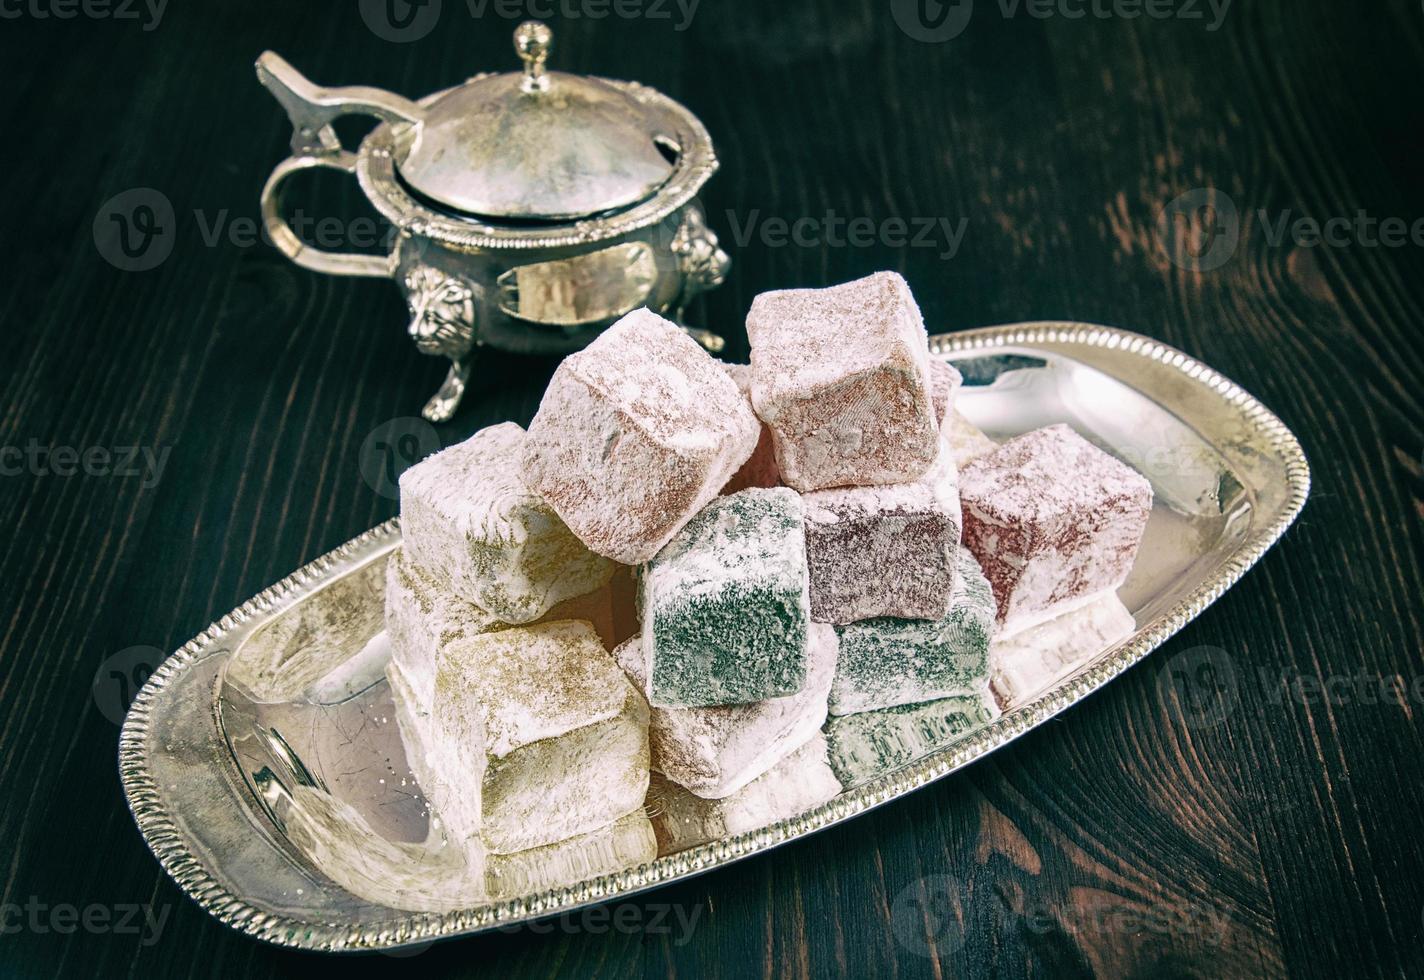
[255,51,423,157]
[255,51,425,280]
[259,151,391,279]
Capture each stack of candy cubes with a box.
[385,271,1155,870]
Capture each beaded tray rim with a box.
[117,322,1311,952]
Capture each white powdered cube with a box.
[486,811,657,897]
[747,272,940,491]
[384,549,506,707]
[399,422,615,624]
[521,309,762,564]
[990,593,1135,706]
[421,620,650,854]
[647,735,840,852]
[389,660,655,889]
[613,623,836,799]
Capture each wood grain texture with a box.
[1,1,1422,977]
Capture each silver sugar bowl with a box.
[256,22,731,421]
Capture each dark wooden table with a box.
[3,1,1422,976]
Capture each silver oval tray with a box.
[118,322,1310,952]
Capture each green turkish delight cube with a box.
[641,488,810,707]
[830,547,996,715]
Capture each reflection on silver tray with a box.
[119,323,1309,952]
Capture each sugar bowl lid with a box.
[393,22,687,221]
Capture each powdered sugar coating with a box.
[829,547,996,715]
[521,309,761,564]
[614,623,835,799]
[959,424,1153,637]
[803,439,962,623]
[747,272,939,491]
[646,734,839,852]
[400,422,614,623]
[720,362,781,492]
[641,488,811,707]
[385,549,505,707]
[990,592,1135,706]
[928,359,963,426]
[432,620,650,853]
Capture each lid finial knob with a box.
[514,21,553,93]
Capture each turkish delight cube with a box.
[641,487,811,708]
[646,734,840,852]
[746,272,940,491]
[400,422,615,623]
[485,811,657,898]
[829,547,996,715]
[521,309,762,564]
[720,362,781,493]
[928,358,963,426]
[960,424,1153,637]
[990,593,1135,707]
[803,440,962,623]
[428,620,650,854]
[614,622,836,798]
[389,659,656,891]
[385,548,505,707]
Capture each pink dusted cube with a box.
[960,424,1153,637]
[802,441,962,624]
[746,272,940,491]
[520,309,762,564]
[720,362,781,493]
